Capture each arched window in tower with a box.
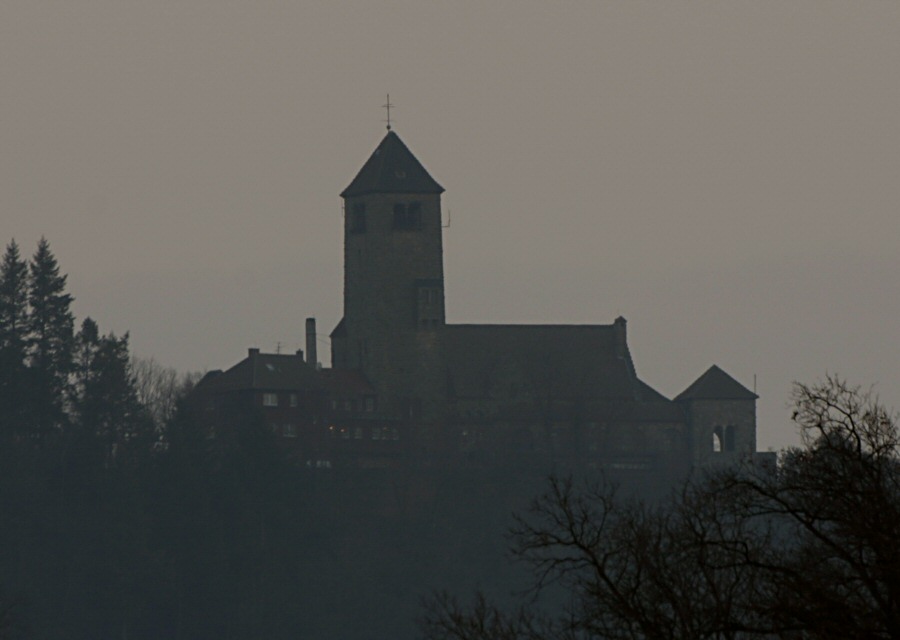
[712,425,724,453]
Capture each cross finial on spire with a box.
[383,94,394,130]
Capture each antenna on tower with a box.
[383,94,394,130]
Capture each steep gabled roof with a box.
[635,378,671,403]
[443,324,637,402]
[196,351,321,393]
[330,317,347,339]
[341,130,444,197]
[675,365,757,401]
[317,369,375,396]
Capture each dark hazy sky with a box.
[3,1,898,450]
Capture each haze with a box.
[2,1,898,452]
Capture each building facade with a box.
[194,129,761,477]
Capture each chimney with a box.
[305,318,317,367]
[295,348,304,360]
[248,347,260,359]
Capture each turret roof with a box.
[341,130,444,197]
[675,365,758,401]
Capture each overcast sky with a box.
[2,1,898,450]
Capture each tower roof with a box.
[675,365,758,401]
[341,130,444,197]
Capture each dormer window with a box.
[392,202,422,230]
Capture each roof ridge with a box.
[446,323,616,329]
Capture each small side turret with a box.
[675,365,757,467]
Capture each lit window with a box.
[263,393,278,407]
[713,426,723,453]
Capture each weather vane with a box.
[383,94,394,130]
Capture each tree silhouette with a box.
[422,376,900,640]
[26,238,74,443]
[0,240,30,441]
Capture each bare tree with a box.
[420,592,546,640]
[131,356,201,431]
[716,376,900,638]
[422,376,900,640]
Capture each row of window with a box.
[348,202,424,234]
[261,393,378,414]
[271,423,298,438]
[262,393,298,408]
[330,397,377,413]
[269,423,402,441]
[328,425,401,441]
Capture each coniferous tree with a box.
[66,318,103,477]
[72,319,150,468]
[26,238,74,443]
[0,240,30,440]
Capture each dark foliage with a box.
[0,240,30,442]
[25,237,74,443]
[0,238,537,640]
[421,376,900,640]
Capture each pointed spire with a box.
[675,365,758,401]
[341,130,444,197]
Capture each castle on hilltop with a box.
[194,129,760,478]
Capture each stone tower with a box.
[675,365,758,467]
[331,130,447,429]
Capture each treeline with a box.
[422,377,900,640]
[0,239,334,639]
[0,238,305,639]
[0,238,201,471]
[0,239,528,640]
